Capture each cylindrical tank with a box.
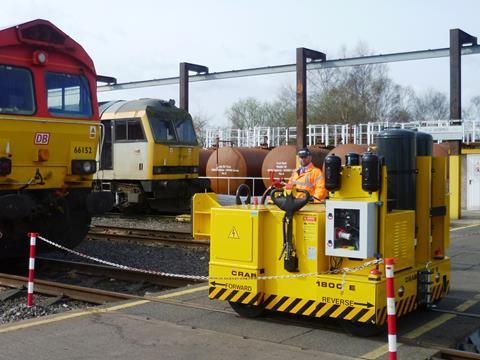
[376,129,417,210]
[361,152,380,192]
[261,145,297,188]
[199,148,215,176]
[416,132,433,156]
[206,147,269,195]
[324,155,342,191]
[345,152,360,166]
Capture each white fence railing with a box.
[203,120,479,147]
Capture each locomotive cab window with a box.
[174,116,198,145]
[114,118,145,142]
[147,109,178,143]
[147,109,197,145]
[45,72,92,118]
[0,65,35,115]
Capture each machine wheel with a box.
[339,320,385,337]
[229,301,265,318]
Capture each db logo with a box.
[34,132,50,145]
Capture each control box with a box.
[325,200,377,259]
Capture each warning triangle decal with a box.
[228,227,240,239]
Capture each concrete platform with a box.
[0,213,478,360]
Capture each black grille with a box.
[153,166,197,175]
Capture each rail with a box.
[37,257,200,288]
[0,272,135,304]
[87,225,208,247]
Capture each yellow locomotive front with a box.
[97,99,209,213]
[0,20,112,258]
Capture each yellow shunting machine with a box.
[193,129,450,332]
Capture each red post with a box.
[385,258,397,360]
[27,232,38,308]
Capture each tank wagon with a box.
[0,19,112,259]
[205,147,269,196]
[97,99,209,213]
[193,129,450,334]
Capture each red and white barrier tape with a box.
[37,235,382,282]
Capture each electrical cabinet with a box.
[325,200,377,259]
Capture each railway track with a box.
[0,272,135,304]
[87,225,209,247]
[36,257,203,288]
[0,255,204,305]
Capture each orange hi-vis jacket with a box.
[288,162,327,202]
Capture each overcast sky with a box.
[2,0,479,126]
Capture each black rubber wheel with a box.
[229,301,265,318]
[339,320,385,337]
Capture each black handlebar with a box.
[270,188,310,216]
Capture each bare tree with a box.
[409,89,449,121]
[308,43,411,124]
[226,97,271,129]
[464,96,480,119]
[226,92,296,129]
[191,110,212,146]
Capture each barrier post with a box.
[27,232,38,308]
[385,258,397,360]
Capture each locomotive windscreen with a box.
[46,72,92,118]
[0,65,35,115]
[147,108,198,145]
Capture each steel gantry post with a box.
[449,29,477,220]
[296,48,326,150]
[450,29,477,121]
[179,62,209,111]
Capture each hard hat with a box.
[297,148,311,158]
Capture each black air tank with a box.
[376,129,416,210]
[361,152,380,192]
[324,155,342,191]
[416,131,433,156]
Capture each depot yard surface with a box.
[0,214,478,360]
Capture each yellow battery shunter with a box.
[193,129,450,334]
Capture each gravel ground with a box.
[47,239,209,278]
[0,287,90,325]
[92,214,191,233]
[81,215,208,277]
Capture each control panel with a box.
[325,200,377,259]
